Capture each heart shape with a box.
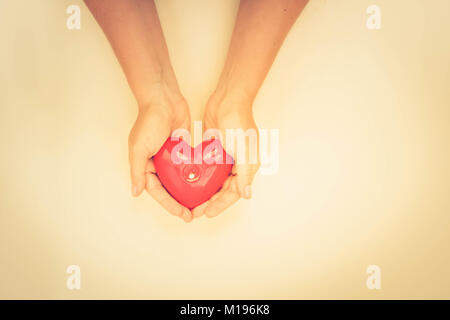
[153,138,233,209]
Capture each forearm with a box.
[215,0,308,104]
[84,0,181,108]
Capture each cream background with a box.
[1,0,449,299]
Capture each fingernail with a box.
[244,185,252,199]
[131,184,138,197]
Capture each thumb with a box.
[234,163,259,199]
[129,145,149,197]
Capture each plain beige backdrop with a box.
[0,0,449,299]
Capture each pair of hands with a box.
[85,0,306,222]
[128,86,260,222]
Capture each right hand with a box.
[192,92,260,219]
[128,87,193,222]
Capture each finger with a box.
[181,210,194,223]
[129,144,149,197]
[205,189,240,218]
[191,169,235,218]
[204,177,240,218]
[192,201,209,218]
[234,163,259,199]
[145,160,191,219]
[192,178,230,218]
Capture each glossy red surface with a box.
[153,138,233,209]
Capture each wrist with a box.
[210,84,254,112]
[137,74,184,112]
[206,89,254,123]
[213,61,261,107]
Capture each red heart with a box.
[153,138,233,209]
